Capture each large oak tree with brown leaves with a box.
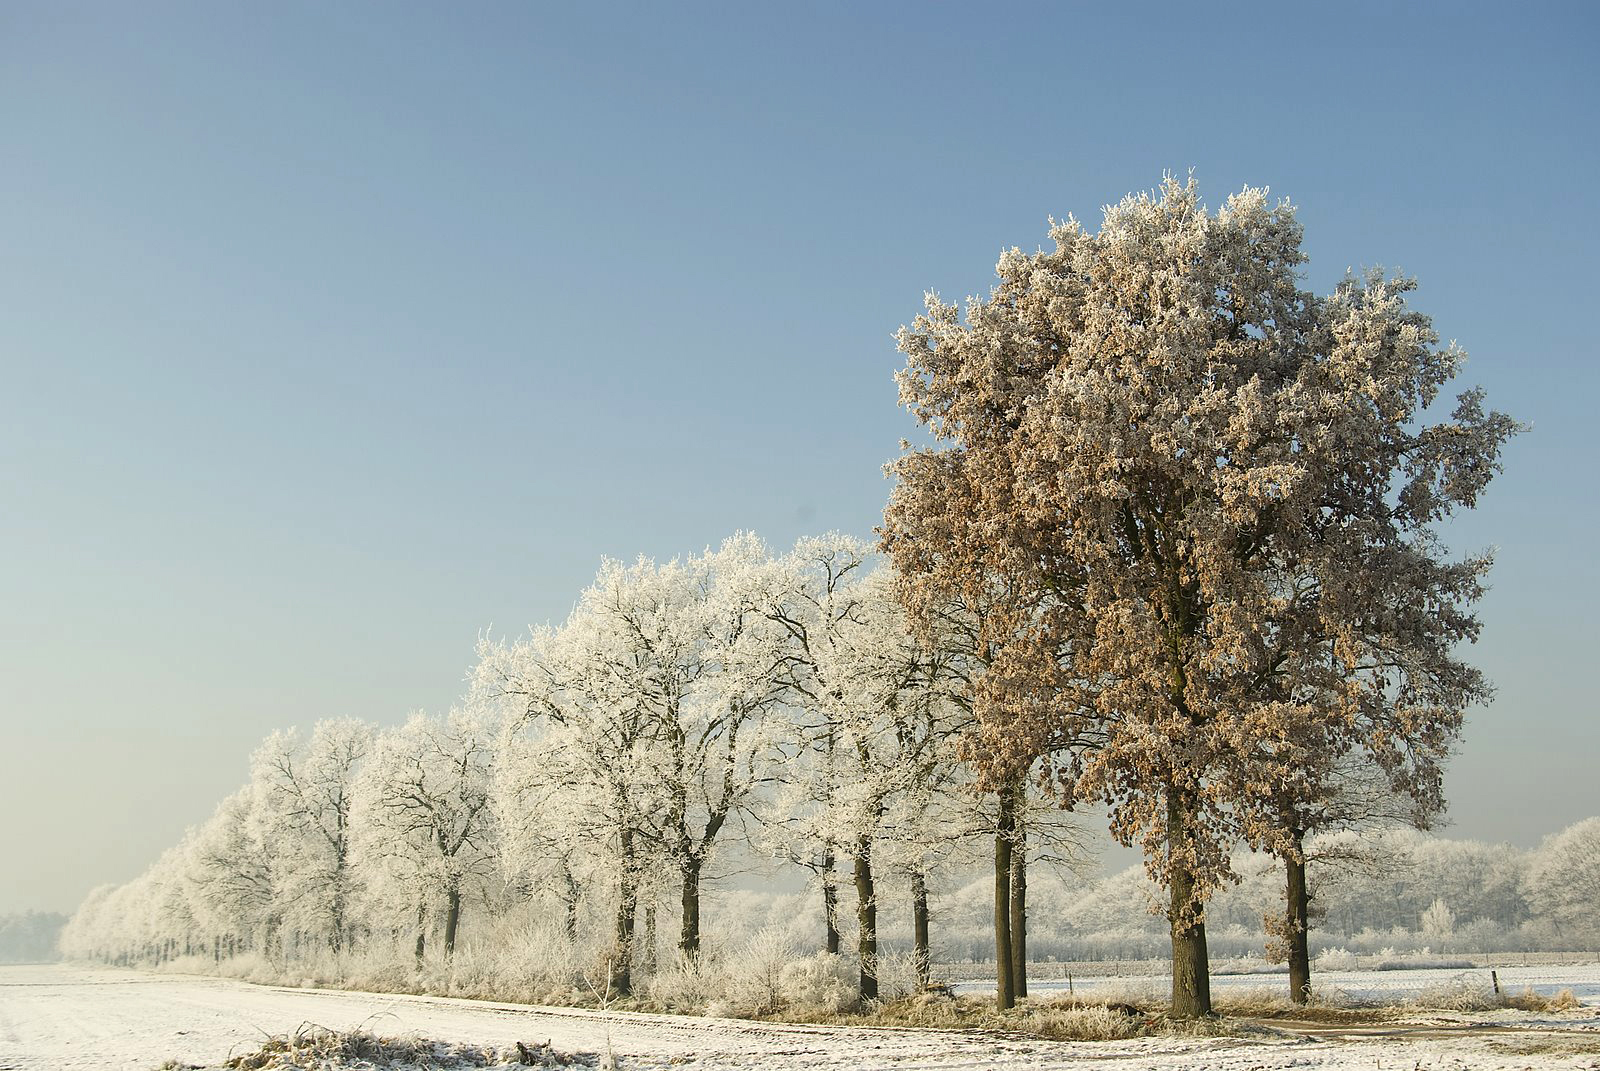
[883,176,1519,1017]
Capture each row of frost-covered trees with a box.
[65,176,1548,1017]
[56,533,1600,1005]
[63,534,1077,1004]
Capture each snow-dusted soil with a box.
[3,964,1597,1071]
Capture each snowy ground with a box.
[954,961,1600,1004]
[2,964,1597,1071]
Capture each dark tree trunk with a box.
[610,890,635,996]
[563,865,580,939]
[911,868,931,989]
[414,903,427,964]
[443,886,462,959]
[610,831,636,996]
[1166,790,1212,1018]
[330,866,347,953]
[821,848,841,955]
[1010,819,1027,999]
[853,837,878,1001]
[680,856,702,956]
[639,899,657,976]
[994,787,1016,1011]
[1284,828,1311,1005]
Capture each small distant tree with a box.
[885,175,1519,1016]
[1420,897,1455,944]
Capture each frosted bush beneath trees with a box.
[777,952,857,1012]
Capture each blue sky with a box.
[2,2,1595,913]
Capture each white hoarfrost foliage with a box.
[187,788,278,951]
[65,531,991,1006]
[250,718,373,953]
[478,534,798,992]
[1525,816,1600,946]
[352,708,497,960]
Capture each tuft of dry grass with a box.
[1500,985,1582,1012]
[1211,987,1397,1024]
[1213,979,1591,1024]
[211,1023,599,1070]
[770,992,1206,1041]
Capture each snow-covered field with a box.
[2,964,1597,1071]
[956,962,1600,1004]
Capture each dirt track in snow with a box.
[3,964,1598,1071]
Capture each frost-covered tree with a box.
[757,535,871,958]
[481,534,792,992]
[1526,817,1600,947]
[896,586,1091,1009]
[764,538,969,1000]
[484,620,664,995]
[353,709,496,959]
[884,175,1518,1016]
[187,786,279,956]
[249,718,372,952]
[644,533,793,958]
[1254,756,1434,1002]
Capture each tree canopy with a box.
[883,175,1520,1015]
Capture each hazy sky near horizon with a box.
[2,2,1596,914]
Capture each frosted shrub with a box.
[439,940,499,997]
[1315,946,1357,971]
[1374,946,1472,971]
[872,949,927,1001]
[489,920,582,994]
[1414,976,1499,1011]
[721,927,795,1015]
[1036,1004,1143,1041]
[777,951,855,1012]
[647,952,727,1011]
[345,947,419,994]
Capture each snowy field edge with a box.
[5,963,1600,1071]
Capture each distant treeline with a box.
[0,911,66,963]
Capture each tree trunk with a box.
[443,886,462,959]
[610,831,636,996]
[853,836,878,1001]
[610,889,635,996]
[1167,790,1212,1018]
[639,898,657,976]
[911,868,931,990]
[821,848,841,955]
[1010,817,1027,999]
[680,856,702,956]
[994,787,1016,1011]
[1284,828,1311,1005]
[414,903,427,964]
[562,865,580,939]
[330,862,347,953]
